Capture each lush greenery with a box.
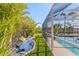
[0,3,37,56]
[27,33,53,56]
[53,12,74,35]
[53,23,73,35]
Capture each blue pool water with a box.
[60,37,79,45]
[55,37,79,55]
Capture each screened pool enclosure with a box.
[42,3,79,55]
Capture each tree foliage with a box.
[0,3,36,56]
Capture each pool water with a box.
[55,37,79,55]
[60,37,79,45]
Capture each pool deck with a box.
[53,41,76,56]
[46,37,76,56]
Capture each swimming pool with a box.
[60,37,79,45]
[55,37,79,55]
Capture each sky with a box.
[25,3,79,26]
[25,3,53,26]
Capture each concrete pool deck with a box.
[46,37,76,56]
[53,41,76,56]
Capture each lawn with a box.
[27,33,53,56]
